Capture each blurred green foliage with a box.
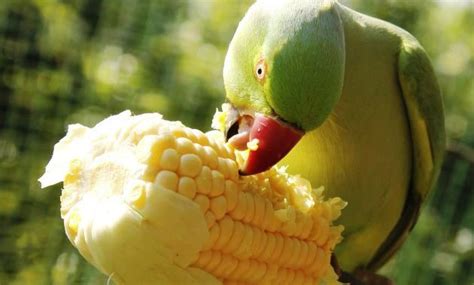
[0,0,472,284]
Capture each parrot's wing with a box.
[368,36,446,270]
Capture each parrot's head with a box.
[223,0,345,175]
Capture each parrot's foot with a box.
[331,255,394,285]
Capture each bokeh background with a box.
[0,0,472,284]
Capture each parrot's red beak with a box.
[225,111,304,175]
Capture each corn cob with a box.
[39,110,346,285]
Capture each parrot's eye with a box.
[255,59,266,82]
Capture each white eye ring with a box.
[255,59,266,81]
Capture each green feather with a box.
[263,1,345,130]
[368,30,446,270]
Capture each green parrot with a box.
[222,0,445,279]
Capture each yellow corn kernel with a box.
[281,219,297,237]
[159,148,179,171]
[304,243,319,269]
[293,271,306,285]
[170,126,187,139]
[195,250,213,268]
[233,223,254,259]
[252,228,266,258]
[205,251,222,273]
[210,170,225,197]
[179,153,202,177]
[242,192,255,224]
[208,139,222,156]
[172,126,194,141]
[285,269,297,284]
[192,129,209,146]
[226,159,239,182]
[205,211,217,228]
[223,221,245,254]
[229,259,250,280]
[203,146,218,169]
[194,194,210,212]
[278,237,294,266]
[288,238,302,268]
[229,191,247,221]
[260,233,276,261]
[296,241,309,268]
[195,145,207,164]
[213,216,234,250]
[154,170,178,191]
[269,234,285,263]
[176,137,196,155]
[224,181,238,212]
[216,254,238,278]
[241,259,259,282]
[203,223,220,251]
[308,247,325,275]
[217,157,229,179]
[210,196,227,220]
[249,260,267,283]
[247,227,259,257]
[212,253,232,277]
[261,264,279,284]
[178,176,197,199]
[196,166,212,195]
